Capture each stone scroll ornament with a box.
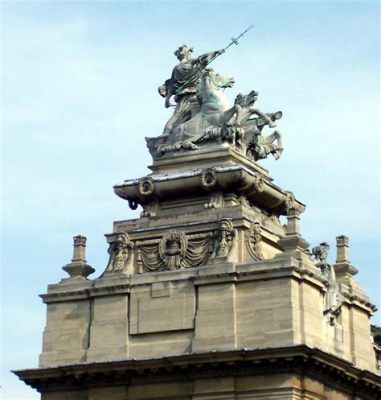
[312,242,344,326]
[146,26,284,162]
[246,221,264,260]
[214,218,236,257]
[137,231,213,272]
[284,191,305,214]
[106,233,133,273]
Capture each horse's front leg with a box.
[272,130,283,160]
[222,105,240,127]
[274,131,282,149]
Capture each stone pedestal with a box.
[14,146,381,399]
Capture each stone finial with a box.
[71,235,87,263]
[285,208,300,235]
[62,235,95,279]
[277,208,309,255]
[336,235,350,264]
[334,234,358,279]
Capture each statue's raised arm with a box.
[197,48,225,66]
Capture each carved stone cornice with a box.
[13,345,381,398]
[114,163,305,217]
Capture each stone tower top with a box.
[13,33,381,400]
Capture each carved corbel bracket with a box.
[252,174,265,193]
[140,198,159,218]
[284,191,306,214]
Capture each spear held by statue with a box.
[174,25,254,95]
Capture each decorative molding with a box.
[138,177,154,196]
[204,192,224,209]
[201,167,217,189]
[284,191,305,214]
[136,231,213,272]
[141,199,159,218]
[214,218,235,258]
[105,233,133,273]
[252,174,265,192]
[14,345,381,398]
[128,199,138,210]
[246,222,264,260]
[312,242,344,325]
[159,231,188,270]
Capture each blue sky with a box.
[1,1,380,399]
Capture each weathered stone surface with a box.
[130,280,195,335]
[13,38,381,400]
[39,300,91,367]
[35,249,378,375]
[17,348,381,399]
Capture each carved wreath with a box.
[201,168,217,189]
[138,177,154,196]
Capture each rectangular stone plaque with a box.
[130,280,195,335]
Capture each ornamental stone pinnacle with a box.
[62,235,95,279]
[335,235,350,264]
[334,234,358,281]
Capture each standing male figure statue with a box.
[159,45,225,136]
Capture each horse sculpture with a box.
[196,90,283,161]
[151,70,283,161]
[167,69,235,144]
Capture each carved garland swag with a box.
[136,232,214,271]
[107,219,265,274]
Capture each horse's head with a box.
[203,69,235,89]
[235,90,258,107]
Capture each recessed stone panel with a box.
[130,280,195,334]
